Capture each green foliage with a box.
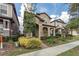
[24,11,36,33]
[4,35,19,42]
[56,33,61,38]
[47,36,53,44]
[66,18,79,29]
[69,3,78,12]
[26,39,42,48]
[18,37,42,48]
[59,36,66,41]
[47,36,57,44]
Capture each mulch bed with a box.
[0,42,15,56]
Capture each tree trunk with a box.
[26,32,33,38]
[71,29,73,35]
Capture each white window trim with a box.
[0,4,8,16]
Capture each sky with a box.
[15,3,69,16]
[14,3,70,33]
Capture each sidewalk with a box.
[19,40,79,56]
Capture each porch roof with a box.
[36,13,52,19]
[42,24,56,28]
[0,16,12,20]
[0,16,14,23]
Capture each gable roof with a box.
[35,15,45,22]
[51,19,66,24]
[24,11,44,22]
[36,13,52,19]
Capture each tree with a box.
[66,18,79,35]
[69,3,79,13]
[23,11,36,37]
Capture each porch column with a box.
[48,27,50,36]
[53,28,56,36]
[39,24,43,39]
[60,29,62,35]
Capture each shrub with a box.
[18,37,42,48]
[18,37,29,47]
[4,36,11,42]
[4,35,19,42]
[59,36,66,41]
[56,33,61,38]
[47,36,54,44]
[26,38,42,48]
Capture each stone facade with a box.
[32,13,56,39]
[24,3,66,38]
[23,12,66,38]
[51,19,66,36]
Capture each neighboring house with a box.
[69,4,79,19]
[69,3,79,35]
[0,3,19,36]
[51,19,66,35]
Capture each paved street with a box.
[19,40,79,56]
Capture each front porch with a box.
[32,24,56,39]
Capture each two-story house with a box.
[0,3,19,36]
[31,13,56,38]
[68,3,79,35]
[51,19,66,35]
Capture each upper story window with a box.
[0,4,7,16]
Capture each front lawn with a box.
[0,47,41,56]
[42,36,79,47]
[58,46,79,56]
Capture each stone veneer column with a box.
[39,24,43,39]
[53,28,56,36]
[60,29,62,35]
[48,27,50,36]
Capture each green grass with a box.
[1,48,41,56]
[58,46,79,56]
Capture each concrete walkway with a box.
[19,41,79,56]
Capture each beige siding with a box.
[7,4,12,17]
[35,17,43,24]
[38,14,50,24]
[0,4,13,17]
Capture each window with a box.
[3,20,9,29]
[5,21,8,28]
[0,4,7,16]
